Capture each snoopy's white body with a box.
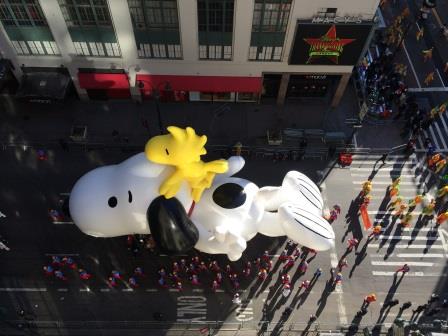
[69,153,335,261]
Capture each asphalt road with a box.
[0,147,447,335]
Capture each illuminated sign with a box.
[311,16,364,24]
[289,22,373,66]
[303,25,356,64]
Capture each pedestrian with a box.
[216,272,223,284]
[43,265,54,276]
[436,211,448,226]
[198,261,208,273]
[111,270,121,280]
[416,27,424,41]
[62,257,77,270]
[298,260,308,273]
[388,197,403,210]
[437,185,448,198]
[428,293,440,303]
[338,258,348,271]
[158,276,168,288]
[313,268,323,279]
[78,269,91,280]
[281,273,291,285]
[211,280,220,292]
[279,249,289,262]
[242,261,252,277]
[409,194,423,207]
[172,261,180,273]
[413,304,427,314]
[422,47,434,62]
[300,280,310,290]
[395,203,408,217]
[134,267,145,277]
[422,199,436,216]
[158,268,166,278]
[283,256,295,272]
[180,258,187,271]
[363,293,377,308]
[129,276,138,288]
[435,158,447,174]
[402,301,412,309]
[282,283,291,297]
[369,225,382,239]
[424,71,435,86]
[396,263,410,274]
[51,256,62,266]
[108,276,117,287]
[334,272,343,285]
[54,270,67,281]
[232,293,241,305]
[428,153,441,168]
[191,274,201,286]
[265,259,273,272]
[362,180,372,196]
[170,271,181,284]
[188,263,197,275]
[400,213,413,228]
[258,268,267,281]
[209,260,220,273]
[347,237,359,252]
[175,281,183,292]
[262,250,270,262]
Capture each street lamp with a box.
[137,80,172,135]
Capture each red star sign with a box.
[303,25,356,64]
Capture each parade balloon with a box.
[69,126,335,260]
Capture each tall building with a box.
[0,0,380,105]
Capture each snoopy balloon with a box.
[69,126,335,261]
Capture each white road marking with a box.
[403,41,421,88]
[192,289,204,292]
[377,235,439,241]
[146,289,158,292]
[57,288,68,292]
[79,288,90,292]
[216,289,224,292]
[429,126,442,150]
[330,252,347,325]
[100,288,110,292]
[434,123,448,150]
[354,181,421,185]
[439,229,448,257]
[368,244,443,249]
[371,253,444,258]
[372,271,445,277]
[44,253,79,256]
[371,261,435,266]
[169,289,178,292]
[53,221,74,225]
[0,288,47,292]
[436,69,445,88]
[122,288,134,292]
[368,211,423,215]
[440,115,448,138]
[351,174,416,178]
[0,211,6,218]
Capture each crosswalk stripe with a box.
[371,261,435,266]
[429,126,441,150]
[439,115,448,142]
[434,122,448,150]
[377,235,439,241]
[371,253,444,258]
[351,160,414,165]
[368,211,423,215]
[354,181,419,185]
[350,167,417,171]
[368,244,443,249]
[372,271,446,277]
[351,174,416,178]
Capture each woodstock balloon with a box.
[69,126,335,260]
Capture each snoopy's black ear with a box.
[147,196,199,255]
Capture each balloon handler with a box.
[69,126,335,261]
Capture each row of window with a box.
[1,0,332,62]
[11,40,60,56]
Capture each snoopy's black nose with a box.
[147,196,199,255]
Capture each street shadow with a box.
[315,275,336,317]
[376,273,404,324]
[384,224,403,260]
[349,239,370,278]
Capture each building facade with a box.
[0,0,380,105]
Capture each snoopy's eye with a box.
[165,148,169,155]
[212,183,246,209]
[128,190,133,203]
[108,196,118,208]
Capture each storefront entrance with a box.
[261,74,281,102]
[78,69,131,100]
[287,75,340,99]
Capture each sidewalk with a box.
[0,86,359,147]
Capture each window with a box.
[127,0,182,59]
[57,0,112,27]
[0,0,48,27]
[252,0,291,33]
[316,8,337,18]
[197,0,234,60]
[249,0,290,61]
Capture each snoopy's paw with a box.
[282,171,323,214]
[278,202,334,251]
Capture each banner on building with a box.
[289,22,373,66]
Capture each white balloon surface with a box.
[70,154,335,261]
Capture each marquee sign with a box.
[311,16,364,24]
[289,22,373,66]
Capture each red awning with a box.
[136,74,262,93]
[78,73,130,89]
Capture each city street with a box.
[0,146,447,335]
